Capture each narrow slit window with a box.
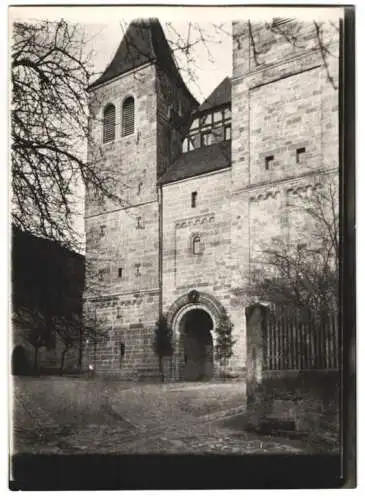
[120,342,125,367]
[118,267,123,278]
[225,124,231,141]
[296,147,306,163]
[191,191,197,208]
[135,263,141,277]
[136,216,143,229]
[103,104,115,143]
[265,155,274,170]
[122,96,135,137]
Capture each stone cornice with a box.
[175,213,215,229]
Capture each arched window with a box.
[103,103,116,143]
[122,96,135,137]
[192,235,202,255]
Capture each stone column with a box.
[245,303,270,425]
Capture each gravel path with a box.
[11,377,321,455]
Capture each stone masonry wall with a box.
[85,64,161,377]
[230,19,339,370]
[83,290,159,378]
[161,169,247,372]
[84,19,339,378]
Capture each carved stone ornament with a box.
[188,289,200,303]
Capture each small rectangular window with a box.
[265,155,274,170]
[225,125,231,141]
[118,267,123,278]
[190,118,199,129]
[191,191,197,208]
[190,133,201,150]
[213,110,223,123]
[200,113,212,127]
[296,147,306,163]
[201,131,212,147]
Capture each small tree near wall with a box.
[153,314,173,382]
[215,312,236,378]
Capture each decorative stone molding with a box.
[249,189,280,202]
[166,290,226,332]
[287,182,323,197]
[175,213,215,229]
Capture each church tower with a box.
[83,19,198,377]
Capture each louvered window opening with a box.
[122,97,135,137]
[103,104,116,143]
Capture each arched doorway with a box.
[167,290,227,381]
[179,308,214,381]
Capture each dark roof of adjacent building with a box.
[198,76,231,113]
[159,141,231,185]
[12,225,85,313]
[89,19,198,105]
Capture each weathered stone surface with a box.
[84,20,339,380]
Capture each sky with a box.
[10,6,235,104]
[86,21,232,104]
[9,4,344,103]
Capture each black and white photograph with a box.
[8,3,355,490]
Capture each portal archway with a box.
[180,308,214,381]
[167,290,226,381]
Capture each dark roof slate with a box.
[89,19,198,105]
[198,77,231,113]
[159,141,231,185]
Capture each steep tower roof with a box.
[198,76,231,113]
[89,18,198,105]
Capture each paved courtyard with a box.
[11,376,323,455]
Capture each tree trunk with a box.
[159,356,164,383]
[60,346,68,376]
[169,356,173,382]
[33,346,39,374]
[78,327,83,371]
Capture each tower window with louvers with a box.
[122,96,135,137]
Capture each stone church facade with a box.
[83,18,339,380]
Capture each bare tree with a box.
[153,314,173,382]
[214,311,236,379]
[249,178,339,324]
[241,18,339,89]
[11,19,118,249]
[54,313,109,375]
[12,306,51,373]
[11,17,340,251]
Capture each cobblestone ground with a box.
[11,377,324,455]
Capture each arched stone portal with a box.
[180,308,213,381]
[167,290,227,381]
